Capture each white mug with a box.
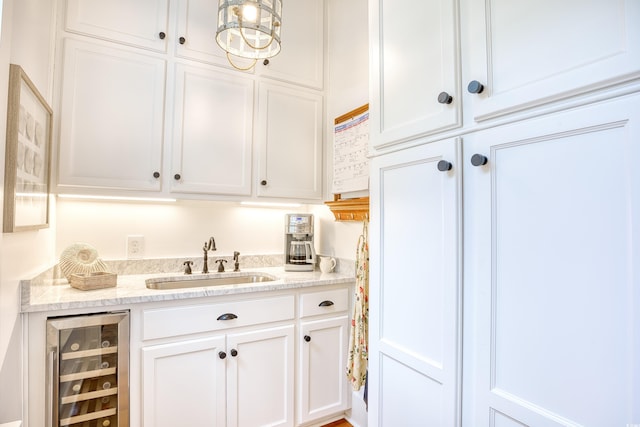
[319,256,336,273]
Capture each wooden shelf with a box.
[325,195,369,222]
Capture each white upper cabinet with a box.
[173,0,255,71]
[369,0,461,148]
[257,0,325,90]
[57,39,166,192]
[256,82,323,201]
[55,0,324,201]
[370,0,640,149]
[170,64,254,196]
[64,0,170,51]
[464,0,640,121]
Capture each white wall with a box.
[0,0,56,423]
[325,0,369,425]
[55,199,364,261]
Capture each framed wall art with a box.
[3,64,53,232]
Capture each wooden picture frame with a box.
[3,64,53,232]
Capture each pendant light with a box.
[216,0,283,70]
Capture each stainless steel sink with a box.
[146,273,275,290]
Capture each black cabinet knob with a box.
[230,349,238,357]
[437,160,452,171]
[471,154,488,166]
[179,36,186,45]
[467,80,485,94]
[218,351,226,359]
[437,92,453,104]
[153,171,160,179]
[260,180,267,186]
[304,335,311,342]
[263,59,270,66]
[158,32,166,40]
[174,173,181,180]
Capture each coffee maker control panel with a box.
[287,215,313,234]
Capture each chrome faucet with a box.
[202,237,216,273]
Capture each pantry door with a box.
[369,138,462,426]
[463,94,640,426]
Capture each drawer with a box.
[300,288,350,318]
[143,295,295,340]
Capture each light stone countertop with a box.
[21,255,356,313]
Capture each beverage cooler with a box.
[46,311,129,427]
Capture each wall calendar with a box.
[332,104,369,194]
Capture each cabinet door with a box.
[369,139,462,426]
[257,0,324,89]
[170,63,254,196]
[57,39,166,193]
[256,82,323,201]
[465,0,640,121]
[463,94,640,426]
[369,0,460,148]
[226,325,295,427]
[142,336,226,427]
[299,316,350,425]
[64,0,169,51]
[173,0,255,70]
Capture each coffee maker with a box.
[284,213,317,271]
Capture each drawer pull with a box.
[230,349,238,357]
[318,300,334,307]
[304,335,311,342]
[218,351,226,359]
[217,313,238,321]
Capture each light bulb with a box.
[242,3,258,22]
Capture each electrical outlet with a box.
[127,235,144,259]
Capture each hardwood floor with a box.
[321,419,353,427]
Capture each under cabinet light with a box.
[57,194,177,203]
[240,201,302,208]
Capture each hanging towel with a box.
[346,221,369,391]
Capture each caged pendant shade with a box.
[216,0,283,61]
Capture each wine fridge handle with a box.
[47,349,58,427]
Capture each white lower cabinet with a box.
[299,316,349,425]
[142,335,227,426]
[298,288,351,426]
[226,326,295,427]
[24,287,353,427]
[134,287,352,427]
[142,325,294,427]
[139,295,295,427]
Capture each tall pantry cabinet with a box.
[368,0,640,426]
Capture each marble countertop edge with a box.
[21,257,356,313]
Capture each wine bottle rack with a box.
[47,312,129,427]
